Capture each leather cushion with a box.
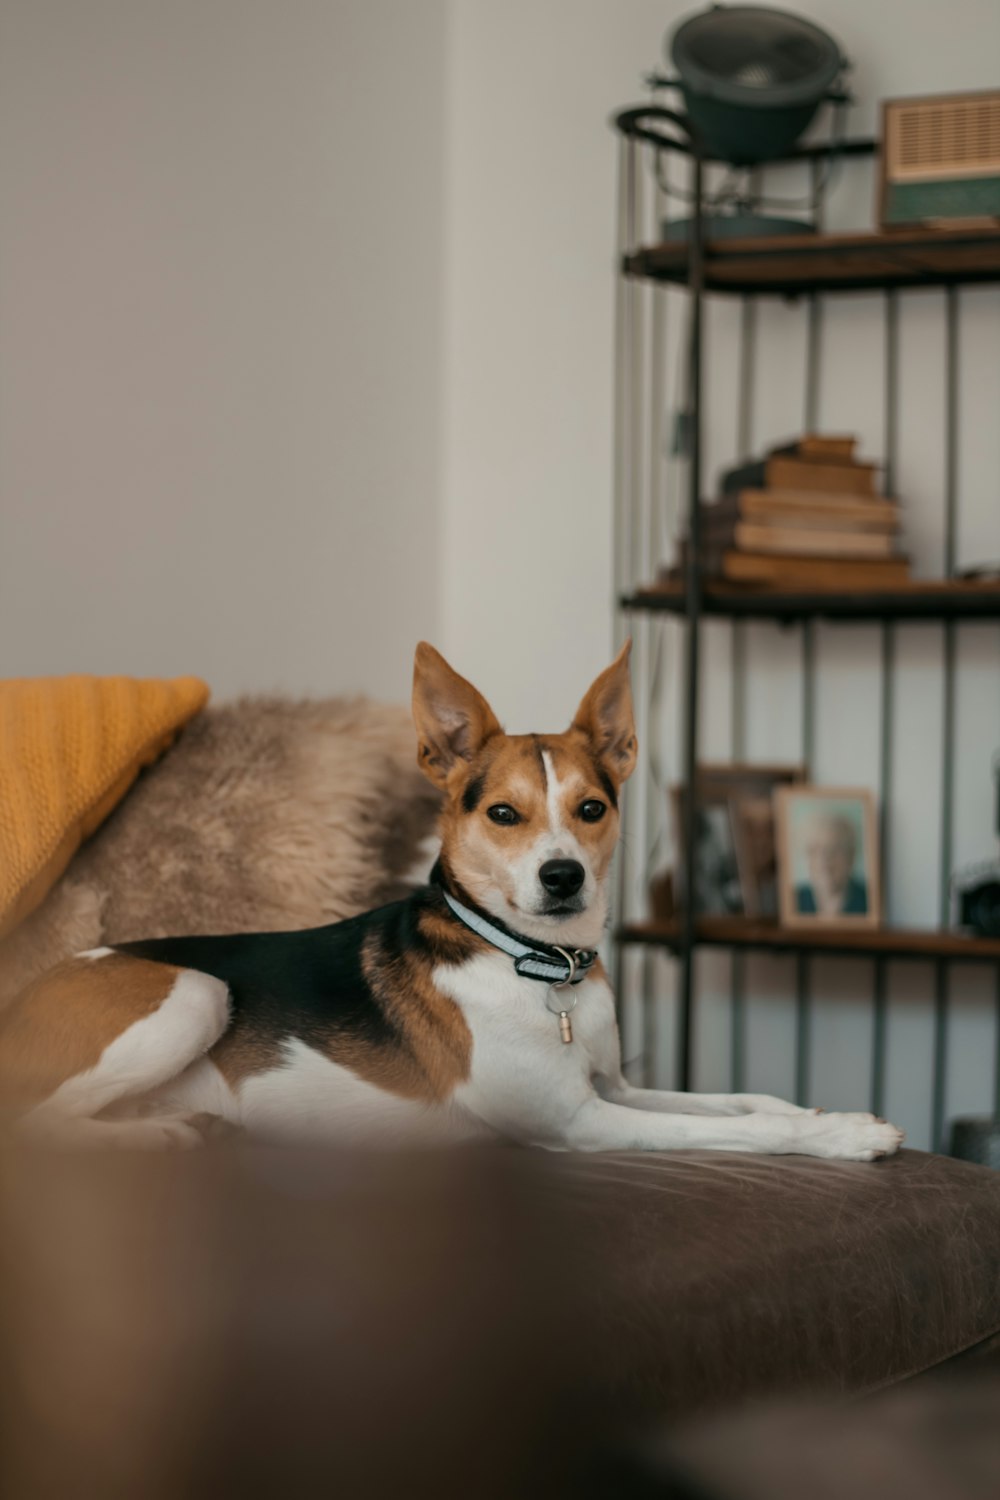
[556,1146,1000,1416]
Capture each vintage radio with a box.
[879,89,1000,230]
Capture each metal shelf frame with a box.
[610,105,1000,1148]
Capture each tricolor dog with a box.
[1,644,903,1160]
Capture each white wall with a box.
[0,0,447,703]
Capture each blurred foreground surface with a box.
[0,1142,997,1499]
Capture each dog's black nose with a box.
[539,859,585,899]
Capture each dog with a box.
[0,643,903,1159]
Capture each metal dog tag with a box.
[546,946,580,1045]
[545,984,577,1045]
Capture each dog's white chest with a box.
[435,952,620,1147]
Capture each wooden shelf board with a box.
[624,225,1000,296]
[622,579,1000,621]
[620,917,1000,963]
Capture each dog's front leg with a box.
[564,1096,903,1160]
[597,1077,816,1118]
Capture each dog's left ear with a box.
[571,640,637,783]
[412,642,502,789]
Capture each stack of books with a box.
[678,435,909,590]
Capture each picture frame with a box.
[774,786,881,929]
[672,764,804,918]
[671,784,743,916]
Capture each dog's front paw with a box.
[808,1111,905,1162]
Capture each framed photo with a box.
[672,764,803,918]
[732,794,785,919]
[774,787,880,929]
[671,786,743,915]
[710,764,804,919]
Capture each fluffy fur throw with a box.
[0,697,441,1009]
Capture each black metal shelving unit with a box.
[610,105,1000,1146]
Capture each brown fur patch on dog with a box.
[346,930,474,1102]
[0,953,180,1116]
[210,1029,284,1089]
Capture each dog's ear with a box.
[571,640,637,784]
[412,643,502,788]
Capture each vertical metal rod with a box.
[933,961,949,1151]
[730,953,746,1093]
[640,630,659,1085]
[798,270,819,1094]
[729,606,746,1095]
[629,215,645,594]
[642,955,657,1086]
[884,290,899,499]
[638,622,657,1087]
[871,626,894,1117]
[801,281,821,771]
[801,621,816,775]
[871,961,888,1117]
[945,287,959,579]
[639,156,668,1083]
[798,255,821,1112]
[730,625,747,759]
[610,139,633,1037]
[940,291,958,916]
[880,293,899,887]
[875,630,899,894]
[618,140,637,604]
[612,141,629,617]
[933,626,956,1145]
[728,295,755,1095]
[677,138,706,1094]
[649,289,667,576]
[872,291,899,1118]
[932,288,960,1148]
[731,294,755,757]
[804,296,822,432]
[737,297,756,460]
[795,621,816,1103]
[643,300,667,1084]
[795,955,812,1105]
[630,232,649,1074]
[810,157,825,233]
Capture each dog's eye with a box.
[487,803,520,826]
[579,800,606,823]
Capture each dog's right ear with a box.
[412,643,502,789]
[571,639,637,784]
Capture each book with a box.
[721,551,910,589]
[695,516,899,552]
[711,523,897,559]
[676,538,910,583]
[697,519,890,554]
[766,454,879,495]
[707,488,900,530]
[799,434,857,460]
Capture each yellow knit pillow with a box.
[0,675,209,939]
